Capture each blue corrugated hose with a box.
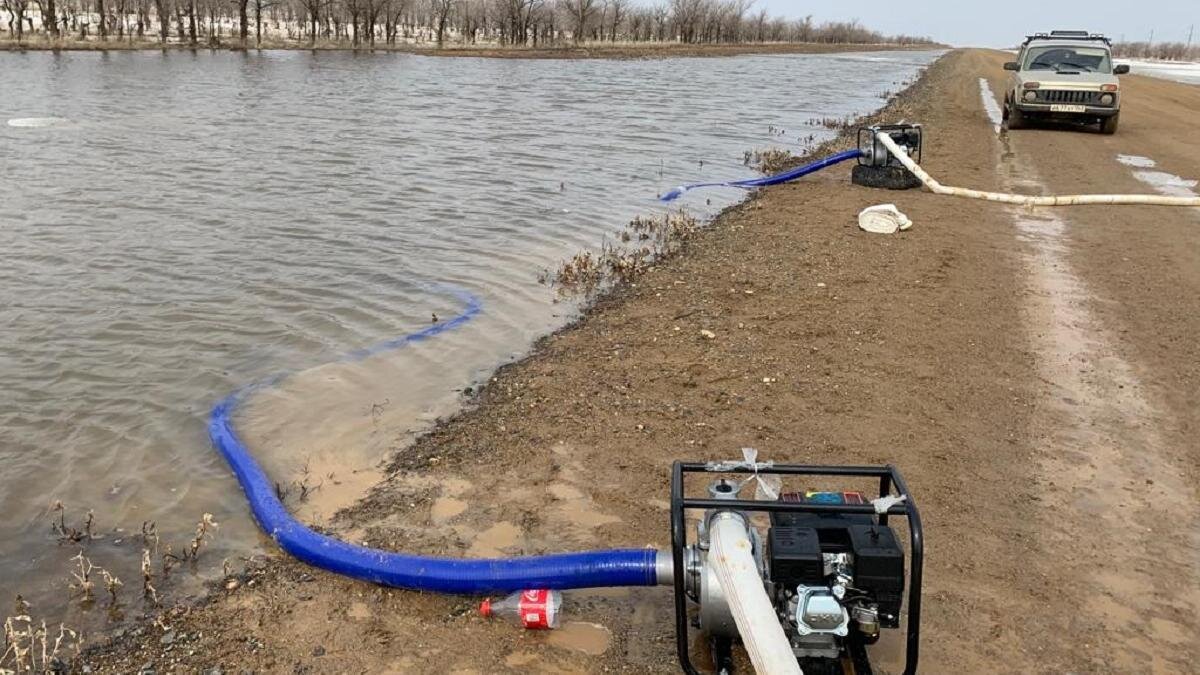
[660,148,863,202]
[210,286,659,593]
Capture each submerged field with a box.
[0,48,937,625]
[68,48,1200,672]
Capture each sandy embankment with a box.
[86,49,1200,673]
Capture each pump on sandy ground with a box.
[852,124,924,190]
[667,458,922,675]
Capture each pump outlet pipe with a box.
[660,149,863,203]
[875,131,1200,207]
[211,287,666,594]
[709,513,803,675]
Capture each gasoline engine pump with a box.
[669,461,923,675]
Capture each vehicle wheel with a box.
[1006,105,1026,130]
[851,164,922,190]
[1100,113,1119,135]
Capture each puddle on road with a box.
[430,497,468,524]
[466,521,523,557]
[545,621,612,656]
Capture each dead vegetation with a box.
[37,502,223,620]
[274,460,325,504]
[743,148,799,174]
[2,599,82,673]
[807,115,857,131]
[49,502,99,545]
[545,209,700,293]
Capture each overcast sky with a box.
[753,0,1197,47]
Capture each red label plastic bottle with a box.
[479,589,562,629]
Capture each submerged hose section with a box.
[211,288,659,593]
[660,149,863,202]
[875,132,1200,207]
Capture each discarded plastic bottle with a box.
[479,589,562,629]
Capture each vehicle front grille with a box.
[1035,89,1106,105]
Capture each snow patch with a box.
[978,78,1003,132]
[1123,59,1200,86]
[1117,155,1199,198]
[1116,154,1156,168]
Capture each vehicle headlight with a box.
[1023,90,1038,102]
[1100,93,1115,105]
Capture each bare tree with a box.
[605,0,624,41]
[31,0,56,36]
[557,0,592,43]
[2,0,30,41]
[429,0,450,44]
[0,0,932,48]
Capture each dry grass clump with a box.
[65,552,123,609]
[46,503,222,612]
[50,502,99,545]
[807,115,856,131]
[2,598,82,673]
[548,210,700,293]
[743,148,798,174]
[186,514,219,560]
[275,460,324,504]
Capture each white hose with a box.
[709,515,802,675]
[874,132,1200,207]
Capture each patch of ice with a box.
[1116,154,1156,168]
[1131,170,1198,198]
[1123,59,1200,86]
[7,117,68,128]
[1116,154,1197,198]
[978,78,1004,133]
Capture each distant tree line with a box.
[1112,41,1199,62]
[0,0,934,49]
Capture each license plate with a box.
[1050,104,1087,113]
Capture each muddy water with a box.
[0,49,938,618]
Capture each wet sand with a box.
[81,49,1200,673]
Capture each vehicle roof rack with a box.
[1022,31,1111,46]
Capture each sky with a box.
[753,0,1198,48]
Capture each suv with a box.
[1003,31,1130,134]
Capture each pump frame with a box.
[857,124,923,168]
[669,461,923,675]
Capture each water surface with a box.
[0,48,938,619]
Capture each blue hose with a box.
[211,288,659,593]
[660,148,863,202]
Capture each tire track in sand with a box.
[979,79,1200,672]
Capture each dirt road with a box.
[88,50,1199,673]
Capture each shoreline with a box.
[80,50,946,670]
[0,39,940,59]
[64,50,1200,672]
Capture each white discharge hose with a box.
[709,515,803,675]
[874,132,1200,207]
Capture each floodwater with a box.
[0,48,939,620]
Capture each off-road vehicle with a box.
[1003,30,1130,134]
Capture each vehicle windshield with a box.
[1024,46,1111,73]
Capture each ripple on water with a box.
[0,49,942,618]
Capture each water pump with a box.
[852,124,924,190]
[669,461,923,675]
